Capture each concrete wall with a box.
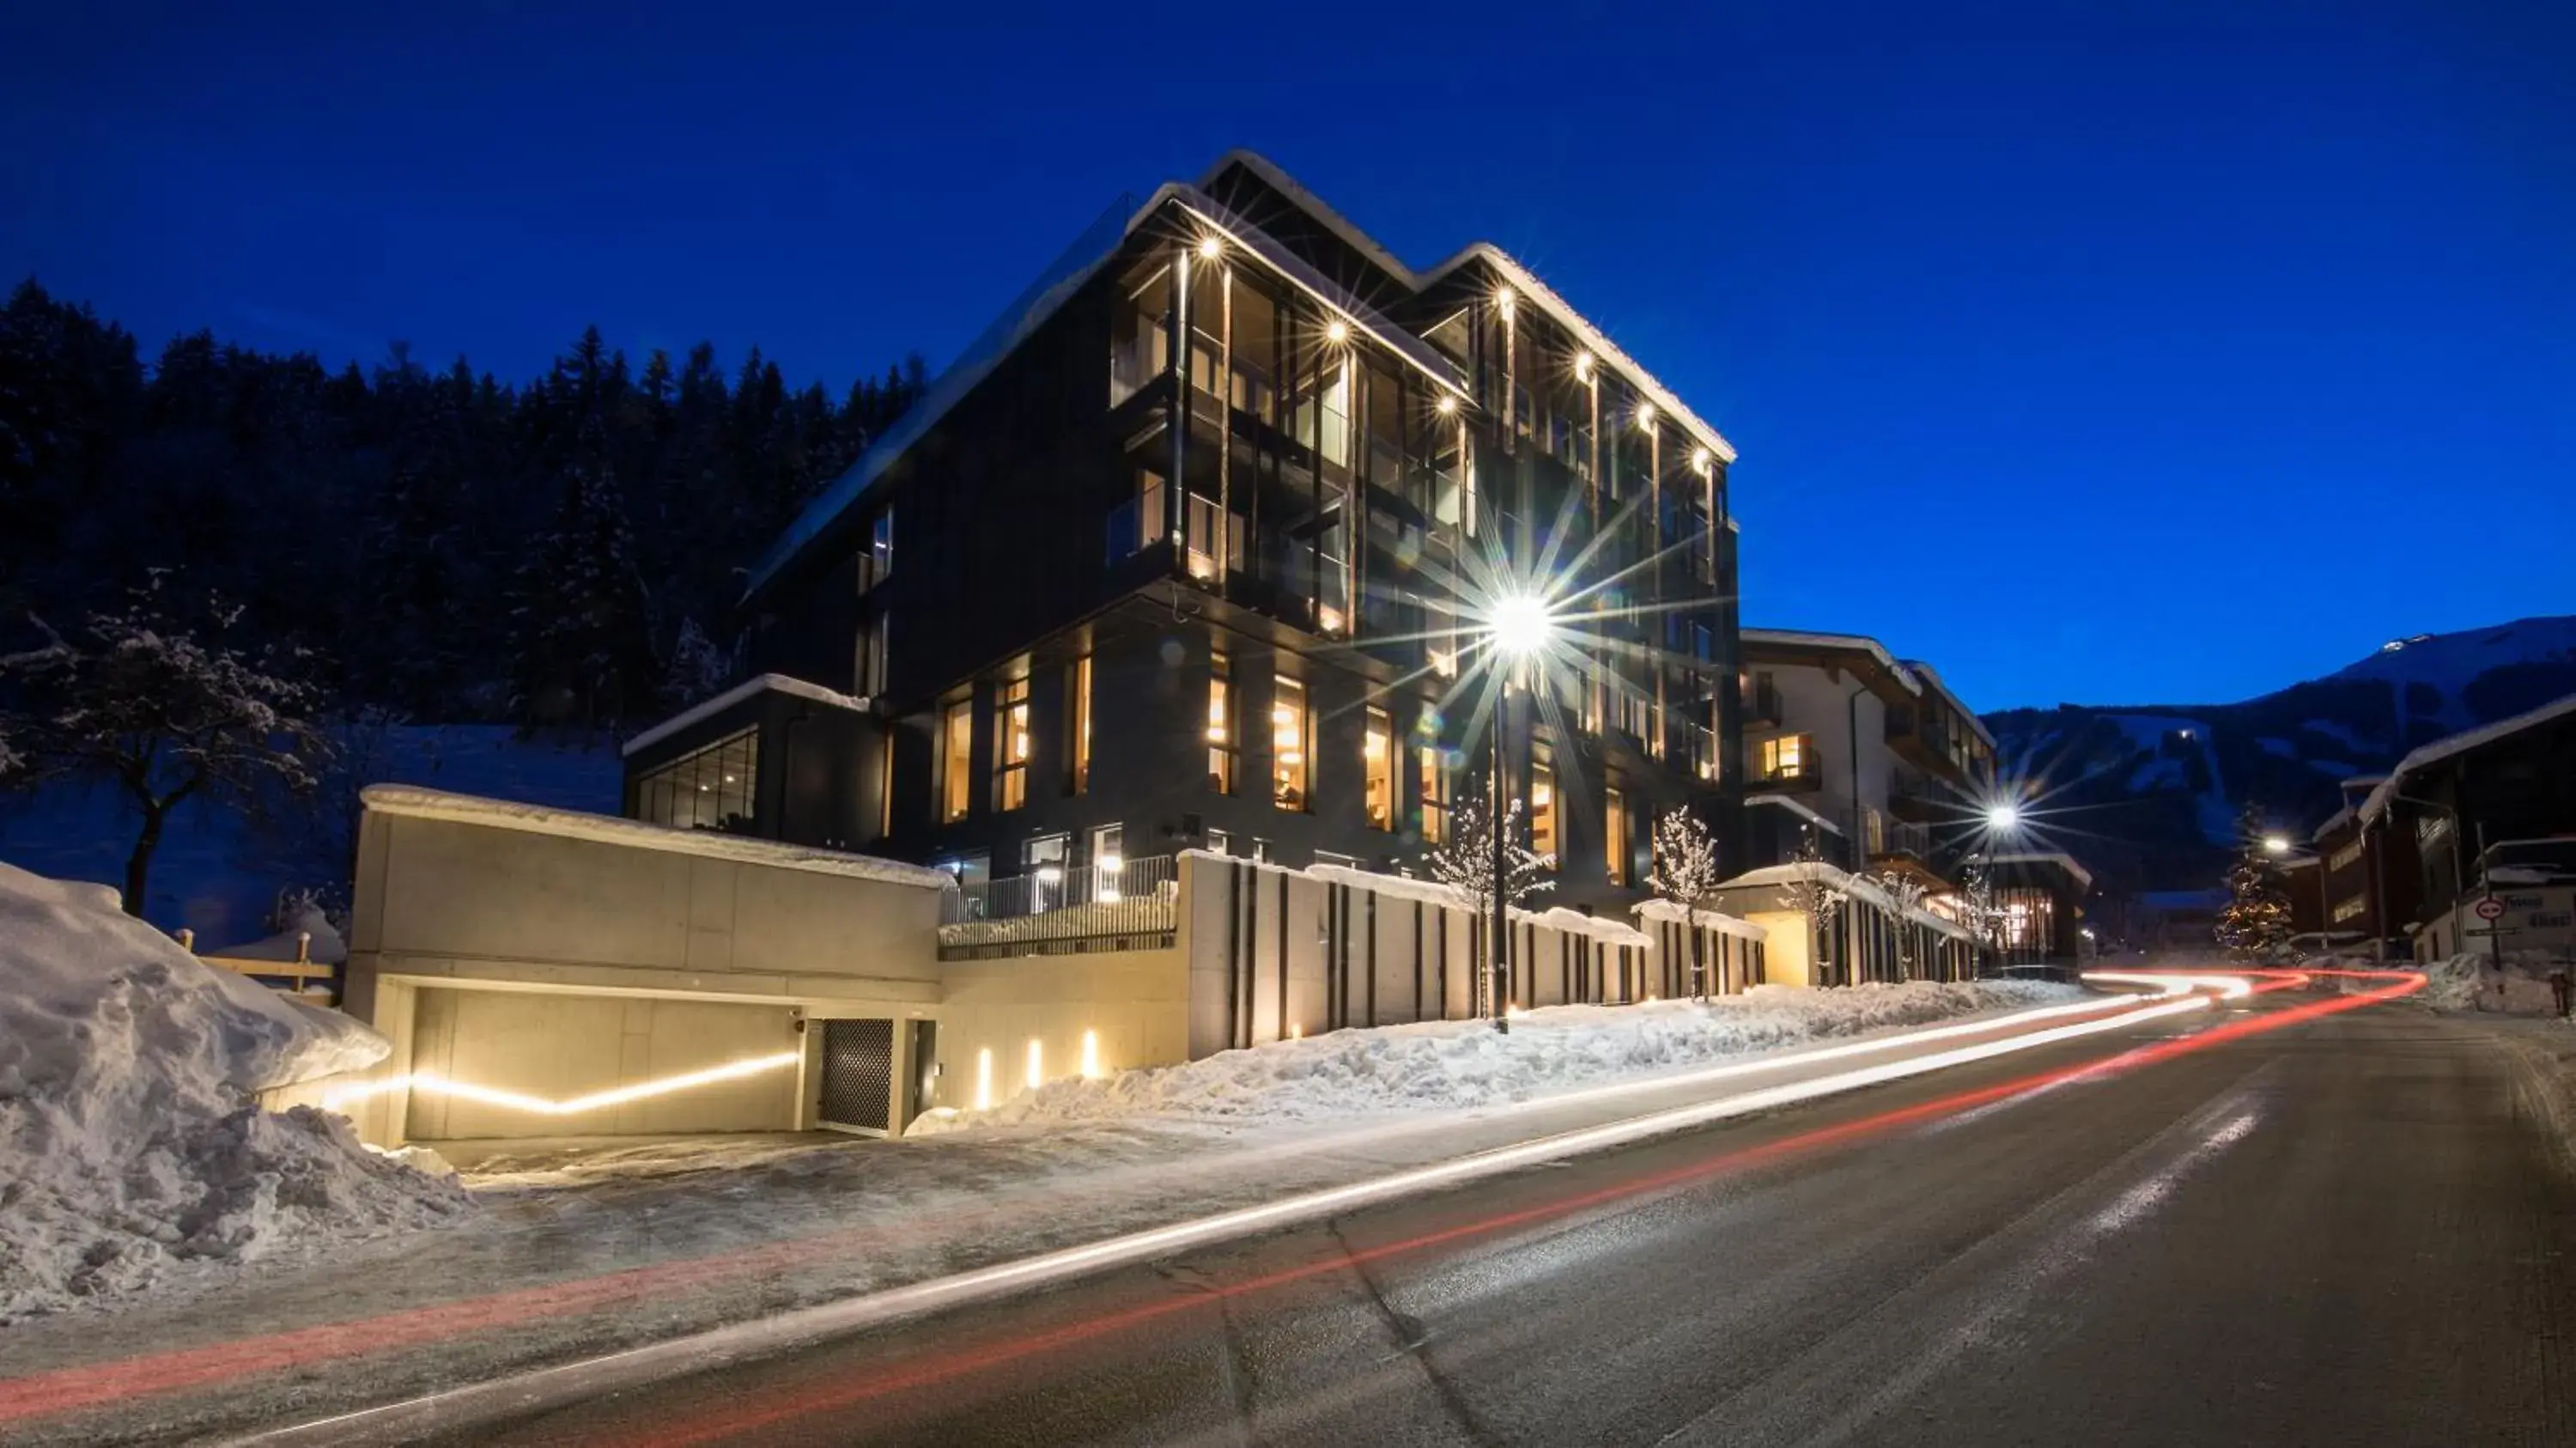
[405,989,801,1138]
[933,946,1190,1110]
[1748,910,1814,987]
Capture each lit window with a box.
[993,676,1031,812]
[1363,708,1394,830]
[1138,469,1167,552]
[1419,743,1449,844]
[1760,734,1811,780]
[1207,651,1236,794]
[1529,751,1557,861]
[1273,676,1309,810]
[1604,786,1628,885]
[1065,655,1091,795]
[632,727,758,832]
[940,700,973,823]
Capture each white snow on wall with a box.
[0,863,471,1321]
[619,673,870,758]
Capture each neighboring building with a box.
[1984,852,2094,969]
[1735,630,1998,886]
[624,150,1744,931]
[2355,692,2576,961]
[2308,774,2416,955]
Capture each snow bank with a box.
[914,978,2080,1136]
[0,862,471,1320]
[2413,951,2573,1016]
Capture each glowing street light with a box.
[1985,802,2022,831]
[1487,593,1555,658]
[1479,593,1558,1035]
[2262,834,2291,855]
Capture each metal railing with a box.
[939,855,1180,958]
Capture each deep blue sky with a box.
[6,2,2569,709]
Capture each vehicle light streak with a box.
[567,972,2427,1448]
[9,974,2418,1441]
[2085,971,2254,1000]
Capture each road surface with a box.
[412,987,2575,1447]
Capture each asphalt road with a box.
[428,989,2576,1448]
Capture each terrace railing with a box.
[939,855,1180,960]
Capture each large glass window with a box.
[633,727,758,832]
[1419,745,1449,844]
[1065,655,1092,795]
[940,699,973,823]
[1273,676,1309,810]
[1207,651,1236,794]
[1605,786,1629,885]
[1529,751,1558,861]
[993,675,1031,812]
[1364,708,1394,830]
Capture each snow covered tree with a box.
[1,579,331,914]
[1958,865,2005,954]
[1424,777,1553,1019]
[659,616,737,708]
[1647,807,1725,998]
[1874,870,1931,978]
[1779,836,1850,987]
[2215,812,2295,963]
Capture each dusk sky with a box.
[6,1,2568,710]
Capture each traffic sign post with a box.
[2474,897,2507,922]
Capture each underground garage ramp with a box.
[404,989,803,1141]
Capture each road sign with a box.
[2474,897,2507,922]
[2465,926,2523,938]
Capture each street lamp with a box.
[1984,802,2021,832]
[1485,592,1556,1032]
[2262,834,2291,855]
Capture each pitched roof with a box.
[2359,691,2576,824]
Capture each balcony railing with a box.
[938,855,1179,959]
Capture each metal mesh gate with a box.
[818,1019,894,1133]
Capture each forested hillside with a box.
[0,278,920,731]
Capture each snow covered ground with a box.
[0,863,471,1323]
[0,975,2088,1445]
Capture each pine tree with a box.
[1646,807,1725,998]
[2215,808,2295,963]
[510,417,653,733]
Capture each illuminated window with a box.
[1760,734,1812,781]
[1273,676,1309,810]
[857,509,892,591]
[1604,786,1629,885]
[993,676,1031,811]
[940,699,973,823]
[632,727,757,832]
[1529,751,1557,861]
[1419,743,1449,844]
[1865,808,1884,854]
[1064,655,1091,795]
[1138,468,1167,551]
[1363,708,1394,830]
[1207,651,1236,794]
[2330,840,2364,871]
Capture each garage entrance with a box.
[817,1018,896,1135]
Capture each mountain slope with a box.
[1982,616,2576,895]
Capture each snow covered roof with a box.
[359,786,957,890]
[1984,851,2096,892]
[2310,804,2356,844]
[1746,794,1845,835]
[2359,691,2576,824]
[1740,630,1923,693]
[1632,897,1776,942]
[623,674,870,758]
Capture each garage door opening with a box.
[818,1019,896,1135]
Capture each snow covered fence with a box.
[915,977,2081,1136]
[0,863,471,1322]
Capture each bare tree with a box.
[1424,778,1553,1019]
[2,581,331,914]
[1959,865,2005,957]
[1779,836,1850,987]
[1874,870,1931,980]
[1648,807,1726,999]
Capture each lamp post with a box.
[1485,593,1554,1033]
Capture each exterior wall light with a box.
[1325,319,1349,344]
[1197,237,1220,261]
[1437,394,1460,416]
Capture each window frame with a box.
[1363,706,1394,830]
[993,674,1032,812]
[939,698,974,824]
[1207,650,1236,794]
[1272,674,1310,812]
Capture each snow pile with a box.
[0,862,471,1320]
[914,978,2079,1136]
[2413,951,2573,1016]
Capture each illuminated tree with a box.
[1424,778,1552,1018]
[1779,836,1850,987]
[1647,807,1725,999]
[2215,810,2295,963]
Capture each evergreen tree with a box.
[2215,808,2295,962]
[510,417,653,733]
